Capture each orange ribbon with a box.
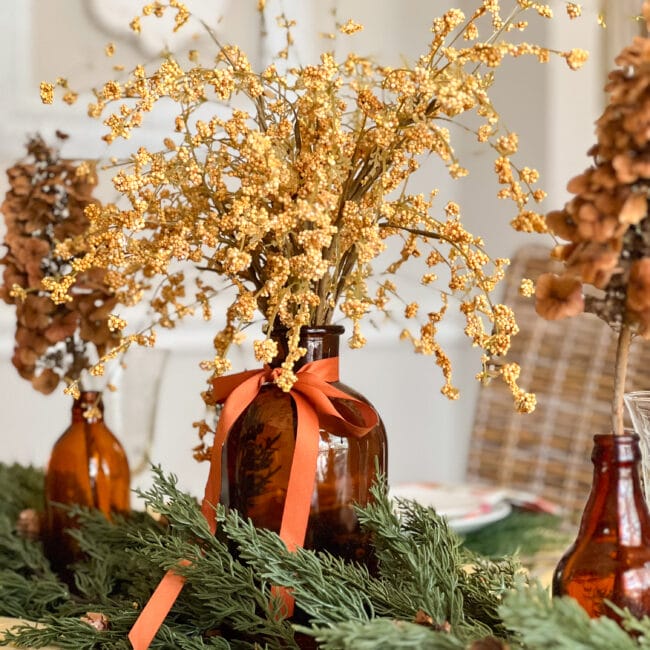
[128,357,378,650]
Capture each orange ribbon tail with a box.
[128,567,186,650]
[128,357,378,648]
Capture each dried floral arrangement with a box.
[37,0,586,412]
[0,134,120,394]
[534,1,650,436]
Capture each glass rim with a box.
[625,391,650,401]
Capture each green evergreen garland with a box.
[0,463,649,649]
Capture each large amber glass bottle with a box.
[552,433,650,620]
[44,390,131,576]
[221,325,388,566]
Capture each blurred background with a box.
[0,0,636,498]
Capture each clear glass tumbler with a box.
[624,390,650,503]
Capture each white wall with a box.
[0,1,612,498]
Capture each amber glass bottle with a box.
[44,390,131,577]
[221,325,388,566]
[552,433,650,620]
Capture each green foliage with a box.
[462,510,567,559]
[0,570,68,621]
[0,462,647,649]
[0,464,45,520]
[67,508,165,604]
[133,471,298,648]
[359,486,469,628]
[300,618,467,650]
[0,465,69,619]
[223,513,375,627]
[500,583,650,649]
[6,615,133,650]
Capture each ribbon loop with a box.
[129,356,379,650]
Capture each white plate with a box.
[389,483,508,519]
[389,482,512,533]
[447,500,512,534]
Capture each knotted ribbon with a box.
[128,357,379,650]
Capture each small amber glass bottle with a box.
[44,390,130,577]
[552,433,650,620]
[221,325,388,567]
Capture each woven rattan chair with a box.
[466,244,650,522]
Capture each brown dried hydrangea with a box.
[535,1,650,434]
[40,1,585,410]
[0,135,120,394]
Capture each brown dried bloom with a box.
[627,259,650,313]
[39,1,584,409]
[535,3,650,434]
[534,273,584,320]
[537,3,650,334]
[0,135,120,393]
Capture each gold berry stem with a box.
[612,322,632,437]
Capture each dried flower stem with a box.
[612,323,632,437]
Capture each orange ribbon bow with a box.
[128,357,378,650]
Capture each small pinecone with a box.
[81,612,110,631]
[413,609,451,633]
[16,508,41,541]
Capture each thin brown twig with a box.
[612,323,632,436]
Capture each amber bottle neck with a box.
[271,325,344,368]
[580,433,650,544]
[588,434,643,491]
[71,391,104,423]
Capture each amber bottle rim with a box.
[592,432,640,463]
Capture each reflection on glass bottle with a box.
[44,390,130,580]
[624,390,650,503]
[553,433,650,620]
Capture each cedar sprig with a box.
[222,510,375,627]
[0,515,54,578]
[1,462,644,649]
[458,555,526,641]
[2,615,133,650]
[132,466,216,545]
[0,463,45,522]
[65,509,165,605]
[359,476,530,639]
[301,617,467,650]
[358,481,480,639]
[0,570,68,621]
[499,582,650,649]
[132,470,297,647]
[0,509,68,619]
[129,531,298,647]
